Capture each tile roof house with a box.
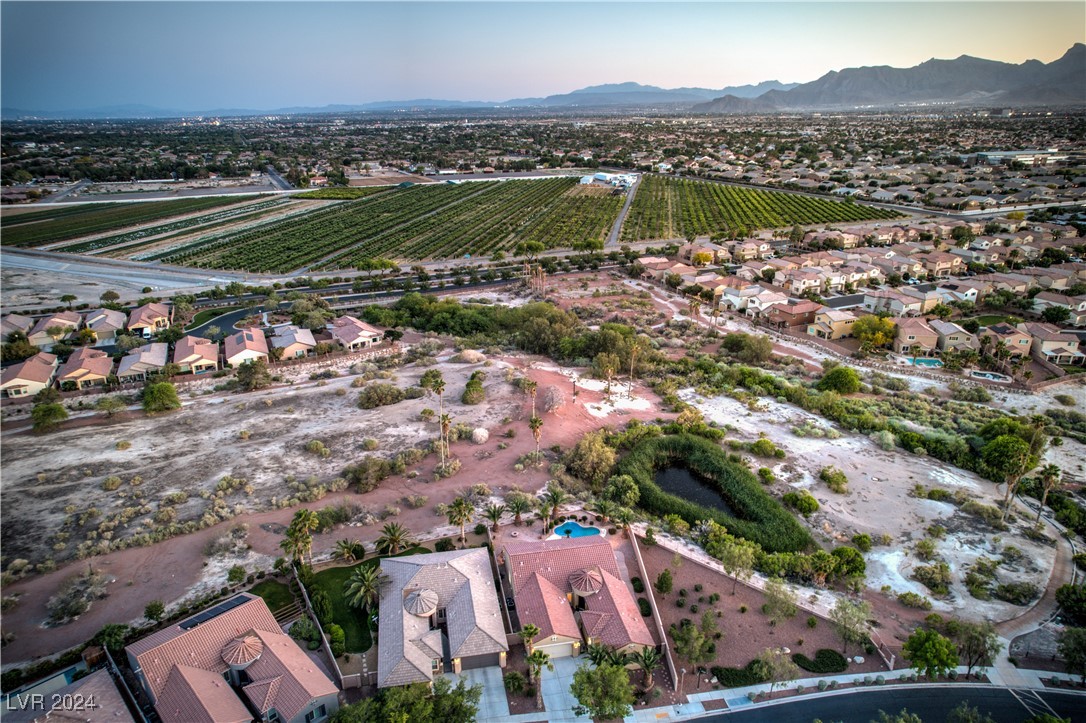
[0,351,58,398]
[272,325,317,359]
[378,548,508,688]
[174,335,220,374]
[329,316,384,351]
[501,536,654,658]
[1,313,34,339]
[930,320,978,352]
[224,327,269,368]
[2,668,135,723]
[84,308,128,344]
[806,308,857,340]
[126,593,339,723]
[28,311,82,349]
[980,323,1033,357]
[1019,322,1085,366]
[127,303,172,338]
[117,342,169,382]
[1033,292,1086,327]
[764,300,823,328]
[57,347,113,389]
[894,318,940,356]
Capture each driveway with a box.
[540,656,589,721]
[444,666,510,720]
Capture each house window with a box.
[907,336,915,341]
[267,711,280,723]
[304,705,327,723]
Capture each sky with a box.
[2,1,1083,111]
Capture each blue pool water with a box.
[553,521,601,538]
[909,357,943,368]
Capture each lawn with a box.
[248,579,294,612]
[308,545,429,652]
[186,306,239,330]
[969,314,1014,327]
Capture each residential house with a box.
[1,313,33,339]
[84,308,127,344]
[501,536,654,659]
[765,300,823,328]
[127,303,172,338]
[224,328,269,368]
[173,335,219,374]
[678,242,730,266]
[806,309,858,340]
[57,347,113,390]
[377,548,508,687]
[0,352,57,398]
[916,252,964,278]
[935,282,981,305]
[117,343,169,383]
[1033,292,1086,327]
[863,289,925,317]
[126,593,339,723]
[1019,323,1085,366]
[745,289,790,319]
[930,320,978,353]
[272,325,317,359]
[894,318,940,356]
[28,311,81,349]
[329,316,385,351]
[979,323,1033,357]
[719,285,763,312]
[776,268,824,296]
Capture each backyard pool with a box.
[909,357,944,368]
[551,521,601,539]
[969,370,1012,383]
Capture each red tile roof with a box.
[156,665,251,723]
[516,572,580,643]
[503,537,620,595]
[583,569,655,649]
[1,352,56,386]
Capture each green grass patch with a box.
[187,306,240,330]
[968,315,1014,328]
[294,187,393,200]
[308,545,429,652]
[248,579,294,612]
[613,434,813,553]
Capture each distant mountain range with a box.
[693,43,1085,113]
[4,45,1082,120]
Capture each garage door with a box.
[539,642,575,659]
[461,653,502,670]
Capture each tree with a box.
[343,565,383,613]
[287,509,319,566]
[142,381,180,413]
[420,370,447,464]
[60,294,77,309]
[564,430,616,488]
[144,600,166,622]
[593,352,621,397]
[762,578,798,628]
[874,710,924,723]
[518,623,540,653]
[539,483,568,531]
[817,366,861,394]
[447,495,474,546]
[949,620,1001,677]
[32,403,68,432]
[482,503,506,533]
[331,678,480,723]
[279,528,306,566]
[1059,627,1086,684]
[981,434,1033,521]
[506,491,532,526]
[92,623,129,652]
[630,646,662,691]
[115,334,143,353]
[1056,584,1086,625]
[670,611,719,666]
[902,628,958,679]
[95,396,126,418]
[716,536,758,595]
[1035,464,1063,522]
[529,415,543,454]
[571,663,635,720]
[946,700,995,723]
[604,474,640,508]
[525,649,553,709]
[853,315,897,351]
[756,647,801,694]
[334,538,363,562]
[375,522,412,556]
[100,290,121,304]
[830,598,872,654]
[236,357,273,391]
[1042,306,1071,325]
[655,569,673,594]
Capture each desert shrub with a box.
[819,466,848,494]
[115,440,132,451]
[913,562,952,595]
[404,494,428,509]
[655,569,673,594]
[749,438,780,457]
[897,592,932,610]
[357,383,407,409]
[817,366,861,394]
[782,490,819,517]
[852,533,872,552]
[757,467,775,484]
[915,539,938,561]
[435,538,455,552]
[711,659,770,688]
[993,582,1040,606]
[960,500,1006,528]
[631,576,645,593]
[869,430,897,451]
[100,476,122,491]
[305,440,331,458]
[792,649,848,674]
[1054,394,1076,407]
[504,671,527,694]
[949,382,992,403]
[638,598,652,617]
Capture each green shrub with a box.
[435,538,455,552]
[807,616,818,629]
[638,598,651,617]
[462,371,486,404]
[100,476,122,491]
[913,562,951,595]
[994,582,1040,606]
[655,569,673,594]
[782,490,819,517]
[897,591,932,610]
[792,649,848,674]
[504,671,527,694]
[357,383,407,409]
[852,533,872,552]
[327,623,346,657]
[631,576,644,593]
[1056,584,1086,625]
[1054,394,1076,407]
[819,467,848,494]
[817,366,861,394]
[711,659,770,687]
[757,467,775,484]
[960,500,1005,529]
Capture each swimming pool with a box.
[551,521,601,539]
[969,370,1012,383]
[910,357,943,368]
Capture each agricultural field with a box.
[621,174,902,242]
[0,196,253,248]
[293,186,394,200]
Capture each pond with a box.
[654,466,737,518]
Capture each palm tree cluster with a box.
[585,643,662,692]
[278,509,319,567]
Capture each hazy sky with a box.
[2,1,1083,110]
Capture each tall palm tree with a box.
[529,415,543,455]
[447,496,474,546]
[279,529,305,566]
[627,336,648,399]
[439,413,453,467]
[630,647,662,691]
[421,370,447,466]
[540,484,568,531]
[525,379,538,419]
[288,509,320,566]
[343,565,383,612]
[526,649,553,709]
[482,503,506,533]
[1036,464,1063,523]
[591,499,617,525]
[614,507,635,537]
[519,623,540,653]
[375,522,411,556]
[507,495,531,527]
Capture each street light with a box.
[680,667,686,693]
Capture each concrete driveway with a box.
[540,656,590,721]
[444,666,510,720]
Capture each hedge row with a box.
[613,434,813,553]
[793,648,848,674]
[711,660,770,687]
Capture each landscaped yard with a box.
[308,545,430,652]
[186,306,239,330]
[969,314,1015,328]
[247,579,294,613]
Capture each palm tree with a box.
[508,495,531,527]
[525,379,538,418]
[447,496,474,546]
[421,370,447,466]
[334,538,361,563]
[1036,464,1063,523]
[278,529,305,566]
[627,336,648,399]
[288,509,320,566]
[439,413,453,467]
[586,643,625,667]
[614,507,635,537]
[540,484,568,531]
[482,503,506,533]
[591,499,617,525]
[343,565,383,612]
[375,522,411,556]
[630,647,662,691]
[518,623,540,653]
[529,415,543,455]
[526,649,553,709]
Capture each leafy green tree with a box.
[1042,306,1071,325]
[817,366,861,394]
[1056,584,1086,626]
[95,396,126,418]
[1,331,37,362]
[853,315,897,351]
[142,381,180,413]
[564,430,616,488]
[756,647,801,694]
[92,623,129,652]
[830,598,872,654]
[948,620,1001,677]
[100,290,121,304]
[874,710,924,723]
[903,628,958,679]
[144,600,166,622]
[981,434,1034,521]
[604,474,640,508]
[762,578,798,627]
[1059,627,1086,684]
[655,568,673,594]
[32,403,68,432]
[946,700,995,723]
[670,611,719,666]
[571,662,635,719]
[236,357,273,391]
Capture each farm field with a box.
[621,174,903,242]
[293,186,393,200]
[0,196,253,248]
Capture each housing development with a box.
[1,12,1085,723]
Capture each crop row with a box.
[621,175,901,241]
[0,196,251,248]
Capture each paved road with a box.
[608,176,640,246]
[37,179,91,204]
[702,685,1086,723]
[265,165,293,191]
